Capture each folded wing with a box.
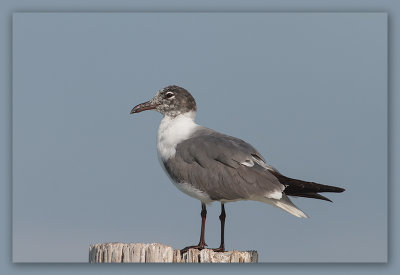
[163,127,286,201]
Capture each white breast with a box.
[157,111,198,161]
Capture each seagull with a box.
[130,85,345,252]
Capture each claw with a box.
[180,242,207,254]
[211,246,225,252]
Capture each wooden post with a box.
[89,242,258,263]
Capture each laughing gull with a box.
[130,85,345,252]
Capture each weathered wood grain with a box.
[89,242,258,263]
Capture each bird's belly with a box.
[172,181,213,204]
[157,154,213,204]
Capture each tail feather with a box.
[254,194,309,218]
[270,172,345,202]
[272,194,309,218]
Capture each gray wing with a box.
[163,127,285,201]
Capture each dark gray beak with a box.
[130,100,158,114]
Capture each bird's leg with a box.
[212,203,226,252]
[181,203,208,253]
[198,203,208,247]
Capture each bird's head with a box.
[130,85,197,117]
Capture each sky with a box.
[12,12,387,262]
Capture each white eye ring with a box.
[166,92,174,98]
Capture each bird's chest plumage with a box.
[157,112,198,162]
[156,113,212,203]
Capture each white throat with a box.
[157,111,198,161]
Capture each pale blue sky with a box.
[12,12,387,262]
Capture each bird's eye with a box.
[165,92,174,98]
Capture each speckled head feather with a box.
[130,85,197,117]
[153,85,197,117]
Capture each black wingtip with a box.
[312,194,333,202]
[290,193,333,202]
[332,187,346,193]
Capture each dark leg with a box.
[198,203,207,247]
[212,203,226,252]
[181,203,208,253]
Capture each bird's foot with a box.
[210,245,225,252]
[180,242,207,254]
